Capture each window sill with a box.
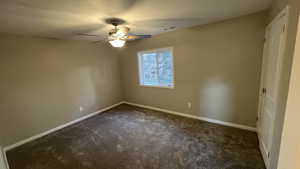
[139,84,175,89]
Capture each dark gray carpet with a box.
[7,104,265,169]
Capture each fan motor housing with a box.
[105,18,126,26]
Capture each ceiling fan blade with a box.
[130,18,205,27]
[93,40,105,44]
[77,33,99,37]
[126,34,152,41]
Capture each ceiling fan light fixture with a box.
[109,38,126,48]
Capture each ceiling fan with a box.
[86,18,152,48]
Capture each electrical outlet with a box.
[187,102,192,109]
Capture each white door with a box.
[257,8,288,168]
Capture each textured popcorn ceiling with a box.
[0,0,271,41]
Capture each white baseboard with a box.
[3,100,256,168]
[3,102,123,152]
[122,101,257,132]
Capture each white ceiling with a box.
[0,0,271,41]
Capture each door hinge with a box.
[283,24,286,32]
[262,88,267,95]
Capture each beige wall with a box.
[268,1,300,169]
[120,12,267,127]
[0,34,122,147]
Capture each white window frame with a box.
[138,47,175,89]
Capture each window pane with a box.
[142,53,159,85]
[139,48,174,88]
[157,51,173,86]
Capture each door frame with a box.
[276,12,300,169]
[257,6,289,168]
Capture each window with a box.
[138,47,174,88]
